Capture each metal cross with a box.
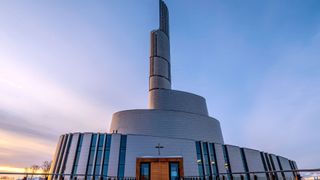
[155,143,164,156]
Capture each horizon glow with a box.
[0,0,319,169]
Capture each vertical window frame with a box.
[117,135,127,178]
[71,134,84,177]
[195,141,205,177]
[102,134,112,177]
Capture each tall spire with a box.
[149,0,171,106]
[159,0,169,38]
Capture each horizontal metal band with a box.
[149,75,171,82]
[150,55,170,64]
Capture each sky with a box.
[0,0,319,170]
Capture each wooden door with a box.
[136,157,183,180]
[150,161,169,180]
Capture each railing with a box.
[0,169,319,180]
[182,168,320,180]
[0,173,136,180]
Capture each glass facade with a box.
[169,162,180,180]
[260,152,270,179]
[222,145,232,180]
[117,135,127,178]
[264,153,272,171]
[202,142,212,177]
[276,156,286,179]
[54,135,67,177]
[209,143,219,176]
[264,153,275,179]
[87,134,98,178]
[102,135,112,177]
[289,160,298,177]
[52,135,65,177]
[140,163,150,180]
[50,134,297,179]
[71,134,84,176]
[195,141,205,177]
[61,134,73,174]
[94,134,105,179]
[240,148,250,180]
[52,133,113,179]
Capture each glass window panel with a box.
[101,134,111,177]
[91,134,97,147]
[88,150,95,165]
[202,143,208,155]
[118,165,125,177]
[87,165,93,175]
[119,149,126,164]
[72,134,83,176]
[170,163,179,180]
[195,142,204,177]
[196,142,201,153]
[96,151,102,165]
[106,135,112,148]
[198,165,204,176]
[120,136,127,148]
[206,166,211,175]
[104,150,110,162]
[117,135,127,178]
[98,135,105,147]
[209,143,218,175]
[102,165,108,176]
[73,166,78,176]
[140,163,150,180]
[95,165,101,175]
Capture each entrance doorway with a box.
[136,157,183,180]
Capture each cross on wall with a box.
[155,143,164,156]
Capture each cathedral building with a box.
[49,1,298,179]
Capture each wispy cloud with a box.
[0,59,112,167]
[243,32,320,168]
[0,129,54,167]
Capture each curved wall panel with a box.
[110,109,224,143]
[149,89,209,116]
[50,133,297,179]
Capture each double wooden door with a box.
[136,157,183,180]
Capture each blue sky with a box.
[0,0,319,169]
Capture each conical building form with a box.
[49,1,298,179]
[110,0,224,144]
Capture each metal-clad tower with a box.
[111,0,224,144]
[149,0,171,92]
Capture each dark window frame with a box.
[117,135,127,178]
[195,141,205,177]
[140,162,151,180]
[102,134,112,177]
[71,134,84,177]
[169,162,180,180]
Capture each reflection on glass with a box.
[140,163,150,180]
[170,162,179,180]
